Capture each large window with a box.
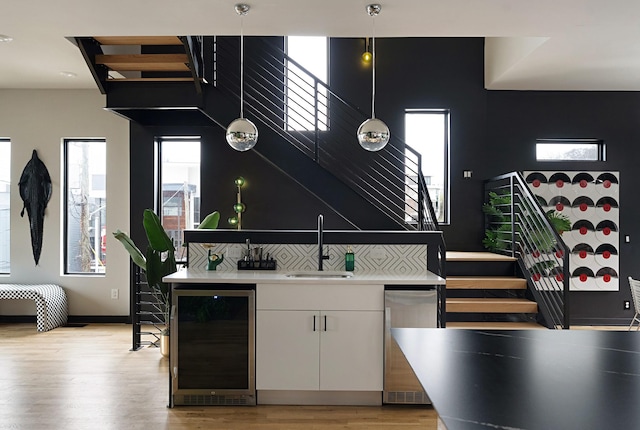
[536,138,605,161]
[286,36,328,131]
[405,110,450,224]
[158,137,201,253]
[64,139,106,274]
[0,139,9,273]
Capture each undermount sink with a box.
[285,270,354,279]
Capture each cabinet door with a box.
[256,310,320,390]
[319,310,383,391]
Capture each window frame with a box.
[63,138,107,275]
[155,136,202,253]
[0,138,10,274]
[535,138,606,162]
[404,109,451,225]
[285,36,330,132]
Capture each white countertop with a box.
[164,268,446,285]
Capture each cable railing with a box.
[485,172,569,329]
[214,36,439,231]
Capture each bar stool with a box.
[628,277,640,331]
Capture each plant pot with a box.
[160,333,170,357]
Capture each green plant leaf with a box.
[112,229,146,270]
[198,211,220,229]
[142,209,173,252]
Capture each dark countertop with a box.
[392,328,640,430]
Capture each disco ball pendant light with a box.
[357,4,390,152]
[226,4,258,152]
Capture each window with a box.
[536,139,605,161]
[0,139,9,273]
[286,36,328,131]
[64,139,106,274]
[405,110,450,224]
[158,137,201,252]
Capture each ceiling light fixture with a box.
[226,3,258,152]
[59,71,77,78]
[362,38,372,63]
[0,34,13,43]
[357,4,390,152]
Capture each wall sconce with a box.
[228,176,246,229]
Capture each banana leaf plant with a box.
[113,209,220,335]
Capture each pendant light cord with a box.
[371,14,376,119]
[240,13,245,119]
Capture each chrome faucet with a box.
[317,214,330,270]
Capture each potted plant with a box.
[113,209,220,356]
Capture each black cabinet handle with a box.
[313,315,316,332]
[323,315,327,331]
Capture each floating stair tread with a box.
[447,298,538,313]
[447,276,527,290]
[96,54,189,71]
[446,322,545,330]
[94,36,183,45]
[446,251,516,262]
[106,77,199,82]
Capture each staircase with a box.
[75,36,206,93]
[446,251,543,329]
[76,35,441,233]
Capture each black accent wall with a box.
[127,36,640,325]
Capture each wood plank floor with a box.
[0,323,438,430]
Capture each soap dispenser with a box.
[345,246,355,271]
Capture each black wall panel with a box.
[127,36,640,324]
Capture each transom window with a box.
[536,139,605,161]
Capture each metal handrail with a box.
[215,36,439,231]
[485,172,570,329]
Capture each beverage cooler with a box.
[170,285,256,407]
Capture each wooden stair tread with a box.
[447,276,527,290]
[446,251,516,262]
[446,321,545,330]
[96,54,189,72]
[94,36,183,45]
[447,298,538,313]
[106,77,199,82]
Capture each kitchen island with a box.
[165,268,445,407]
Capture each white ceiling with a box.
[2,0,640,91]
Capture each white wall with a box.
[0,89,130,316]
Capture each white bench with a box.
[0,284,68,331]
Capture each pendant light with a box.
[357,4,390,152]
[226,3,258,152]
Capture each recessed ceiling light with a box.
[0,34,13,42]
[59,71,77,78]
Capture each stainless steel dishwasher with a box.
[384,287,437,404]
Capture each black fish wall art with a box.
[19,150,52,265]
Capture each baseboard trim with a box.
[0,315,130,324]
[571,317,630,326]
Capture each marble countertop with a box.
[393,328,640,430]
[164,268,445,285]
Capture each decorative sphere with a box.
[228,216,239,226]
[362,51,372,63]
[234,176,245,187]
[226,118,258,151]
[357,118,390,151]
[233,202,246,213]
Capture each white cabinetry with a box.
[256,283,384,393]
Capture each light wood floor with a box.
[0,323,438,430]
